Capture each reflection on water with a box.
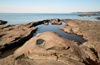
[33,22,85,44]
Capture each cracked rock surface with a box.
[0,19,100,65]
[0,32,97,65]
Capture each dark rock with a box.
[0,20,7,25]
[97,17,100,20]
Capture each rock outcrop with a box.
[0,19,100,65]
[60,19,100,64]
[79,14,100,17]
[0,19,61,54]
[0,31,99,65]
[0,22,38,53]
[97,17,100,20]
[0,32,87,65]
[49,18,62,25]
[0,20,7,25]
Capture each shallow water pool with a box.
[33,22,85,44]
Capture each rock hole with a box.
[36,39,44,45]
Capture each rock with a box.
[43,20,50,25]
[49,18,62,25]
[1,18,100,65]
[97,17,100,20]
[79,14,100,17]
[0,22,38,53]
[0,20,7,25]
[13,32,89,65]
[59,26,73,33]
[0,55,15,65]
[60,19,100,64]
[0,32,88,65]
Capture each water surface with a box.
[0,13,99,25]
[33,22,85,44]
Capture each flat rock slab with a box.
[0,19,62,53]
[0,22,38,52]
[60,19,100,64]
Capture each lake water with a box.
[0,13,99,25]
[0,13,99,44]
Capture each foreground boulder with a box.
[0,32,99,65]
[0,20,7,25]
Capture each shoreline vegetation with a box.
[0,16,100,65]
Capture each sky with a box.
[0,0,100,13]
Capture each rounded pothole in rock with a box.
[36,39,44,45]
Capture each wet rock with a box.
[0,20,7,25]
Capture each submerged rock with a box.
[0,20,7,25]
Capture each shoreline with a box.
[0,18,100,65]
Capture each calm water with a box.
[0,13,99,25]
[0,13,98,44]
[33,22,85,44]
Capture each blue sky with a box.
[0,0,100,13]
